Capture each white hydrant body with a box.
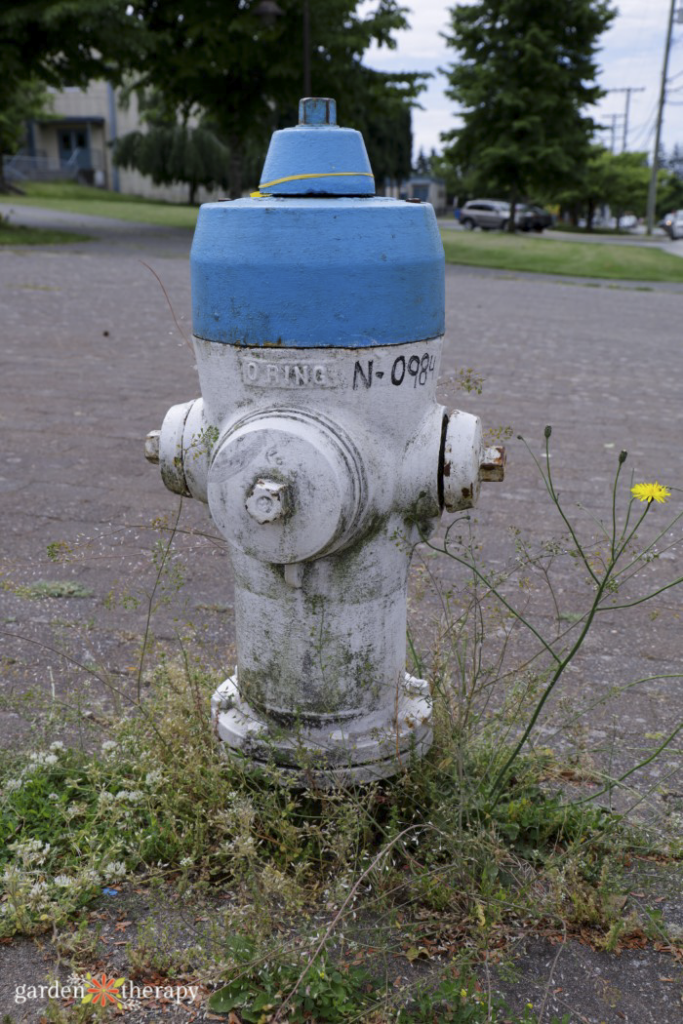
[147,98,503,782]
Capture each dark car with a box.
[516,204,553,232]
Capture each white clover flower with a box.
[49,741,65,753]
[114,790,131,802]
[48,793,59,801]
[28,752,58,768]
[101,741,118,753]
[81,869,101,886]
[145,770,162,787]
[98,791,115,805]
[54,875,77,888]
[126,790,144,803]
[10,838,50,866]
[4,779,22,793]
[180,857,194,868]
[66,803,86,820]
[102,861,127,881]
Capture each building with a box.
[383,174,447,216]
[6,81,221,203]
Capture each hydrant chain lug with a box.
[144,430,161,464]
[146,97,504,783]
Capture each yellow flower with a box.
[631,482,671,504]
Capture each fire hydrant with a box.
[146,98,504,782]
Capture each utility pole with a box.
[646,0,679,233]
[608,113,619,154]
[605,86,646,151]
[600,113,621,153]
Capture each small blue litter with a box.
[102,887,119,896]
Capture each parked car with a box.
[515,204,553,232]
[662,210,683,240]
[459,199,553,232]
[459,199,511,231]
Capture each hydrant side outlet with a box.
[147,99,503,783]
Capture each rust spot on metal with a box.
[443,461,451,477]
[480,445,506,482]
[461,486,471,499]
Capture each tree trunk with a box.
[507,188,518,232]
[228,136,244,200]
[586,198,595,232]
[189,181,197,205]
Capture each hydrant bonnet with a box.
[190,99,444,349]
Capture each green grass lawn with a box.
[7,181,199,228]
[5,183,683,280]
[0,221,89,246]
[441,228,683,282]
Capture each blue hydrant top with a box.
[190,98,445,348]
[257,96,374,196]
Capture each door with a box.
[58,128,91,170]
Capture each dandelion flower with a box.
[631,482,671,504]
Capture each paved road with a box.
[2,208,683,1023]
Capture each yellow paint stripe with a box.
[258,171,374,189]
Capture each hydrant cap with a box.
[258,97,374,196]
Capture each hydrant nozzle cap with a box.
[298,97,337,126]
[257,96,374,196]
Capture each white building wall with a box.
[45,81,226,203]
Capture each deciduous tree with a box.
[121,0,423,197]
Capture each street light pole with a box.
[303,0,311,96]
[646,0,677,234]
[255,0,311,98]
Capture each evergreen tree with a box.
[440,0,615,229]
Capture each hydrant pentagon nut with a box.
[246,479,288,524]
[146,97,505,782]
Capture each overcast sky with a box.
[360,0,683,161]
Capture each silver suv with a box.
[459,199,510,231]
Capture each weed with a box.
[208,936,375,1022]
[10,579,93,600]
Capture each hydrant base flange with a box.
[211,674,433,784]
